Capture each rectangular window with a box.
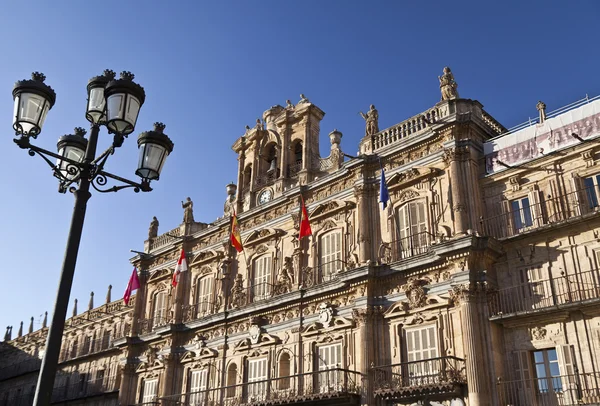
[405,325,438,385]
[142,378,158,403]
[533,349,562,393]
[583,175,600,209]
[317,343,343,392]
[319,232,342,281]
[248,358,268,401]
[518,267,548,310]
[189,369,208,405]
[511,197,533,231]
[197,277,213,316]
[153,291,167,326]
[253,256,272,300]
[397,201,428,258]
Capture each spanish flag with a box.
[299,195,312,239]
[230,211,243,252]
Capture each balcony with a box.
[138,316,170,335]
[59,334,114,362]
[490,268,600,319]
[497,372,600,406]
[51,375,119,403]
[379,231,432,264]
[481,186,600,240]
[182,300,219,323]
[142,368,362,406]
[372,357,466,402]
[254,171,278,188]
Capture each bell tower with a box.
[232,95,325,212]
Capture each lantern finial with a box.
[74,127,87,137]
[120,71,135,81]
[31,72,46,82]
[103,69,116,80]
[153,122,166,133]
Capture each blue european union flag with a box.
[379,168,389,210]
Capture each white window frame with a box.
[142,378,158,403]
[511,196,534,231]
[196,276,213,316]
[319,231,343,282]
[247,358,268,401]
[153,291,167,326]
[583,174,600,209]
[396,200,428,257]
[404,324,439,385]
[317,343,343,392]
[253,256,272,300]
[189,369,208,405]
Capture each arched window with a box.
[319,231,342,282]
[278,353,291,390]
[265,144,277,175]
[153,290,168,327]
[253,255,272,300]
[70,337,79,359]
[395,200,428,258]
[243,165,252,189]
[102,329,111,350]
[226,363,238,398]
[196,276,214,316]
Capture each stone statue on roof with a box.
[148,216,159,239]
[182,197,194,224]
[360,104,379,136]
[439,66,459,100]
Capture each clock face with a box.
[258,189,273,204]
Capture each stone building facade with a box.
[2,68,600,406]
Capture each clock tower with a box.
[232,95,326,212]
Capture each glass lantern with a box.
[86,70,115,125]
[104,71,145,136]
[136,122,174,181]
[56,128,88,181]
[12,72,56,138]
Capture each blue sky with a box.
[0,1,599,334]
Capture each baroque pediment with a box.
[243,228,283,247]
[387,167,439,190]
[309,200,355,222]
[148,268,172,282]
[189,249,223,266]
[180,347,218,363]
[301,316,355,337]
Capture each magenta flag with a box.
[123,268,140,305]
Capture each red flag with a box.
[230,211,244,253]
[123,268,140,305]
[172,248,188,287]
[299,195,312,239]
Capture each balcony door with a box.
[405,325,439,386]
[253,256,272,300]
[196,276,213,316]
[141,378,158,403]
[247,358,268,401]
[153,291,167,327]
[396,200,428,258]
[319,231,342,282]
[317,343,343,392]
[189,369,208,406]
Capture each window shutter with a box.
[556,345,576,390]
[511,351,534,404]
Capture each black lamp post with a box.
[11,70,174,406]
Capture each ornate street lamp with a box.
[11,70,174,406]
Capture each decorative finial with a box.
[536,101,547,123]
[103,69,116,80]
[29,317,34,334]
[72,298,78,317]
[106,285,112,304]
[88,291,94,311]
[17,321,23,338]
[31,72,46,82]
[153,122,166,133]
[3,326,9,341]
[74,127,87,137]
[120,71,135,81]
[42,312,47,328]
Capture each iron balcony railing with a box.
[481,186,600,240]
[254,170,278,188]
[372,357,466,398]
[287,160,302,178]
[182,300,218,323]
[51,375,118,403]
[490,268,600,318]
[1,391,35,406]
[497,372,600,406]
[229,281,276,309]
[141,368,363,406]
[58,334,114,362]
[138,316,170,335]
[314,259,346,283]
[379,231,433,263]
[0,357,41,380]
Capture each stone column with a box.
[444,147,468,235]
[236,151,245,212]
[117,363,137,405]
[458,284,496,406]
[354,184,372,264]
[160,353,178,399]
[353,307,376,406]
